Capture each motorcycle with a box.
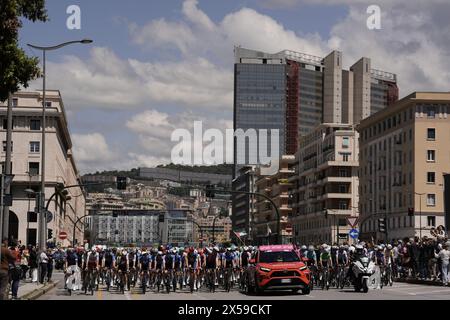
[351,256,375,293]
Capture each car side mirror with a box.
[249,259,255,264]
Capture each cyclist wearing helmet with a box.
[306,245,317,266]
[320,245,333,269]
[385,244,394,265]
[337,245,348,266]
[331,244,339,267]
[300,245,308,259]
[154,250,165,271]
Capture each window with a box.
[12,98,18,107]
[342,137,349,148]
[425,105,436,118]
[427,128,436,140]
[342,153,350,162]
[338,185,347,193]
[29,162,40,175]
[45,101,52,108]
[30,119,41,131]
[427,216,436,227]
[2,141,12,152]
[427,150,435,162]
[427,194,436,206]
[30,141,40,153]
[339,201,348,210]
[427,172,435,184]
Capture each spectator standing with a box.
[435,243,450,286]
[9,244,21,299]
[20,246,29,280]
[39,250,49,284]
[28,246,38,282]
[1,238,15,300]
[46,249,54,282]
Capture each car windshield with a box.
[259,251,300,263]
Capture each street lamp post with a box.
[27,39,93,252]
[414,192,425,239]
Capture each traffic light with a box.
[378,218,386,233]
[205,185,215,198]
[116,176,127,190]
[408,207,414,217]
[55,183,65,193]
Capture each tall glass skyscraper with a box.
[233,47,398,177]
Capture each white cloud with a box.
[42,47,233,111]
[42,0,450,173]
[72,133,116,172]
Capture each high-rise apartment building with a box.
[290,124,359,245]
[357,92,450,241]
[233,47,397,176]
[233,47,398,239]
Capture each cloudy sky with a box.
[19,0,450,173]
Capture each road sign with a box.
[347,217,358,228]
[59,231,68,240]
[349,229,359,239]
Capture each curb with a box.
[19,281,60,300]
[395,278,445,287]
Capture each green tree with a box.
[0,0,48,102]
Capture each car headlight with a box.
[299,266,307,271]
[260,267,271,272]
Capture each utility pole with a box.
[2,93,13,243]
[27,39,93,252]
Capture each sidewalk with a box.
[13,271,64,300]
[395,277,448,287]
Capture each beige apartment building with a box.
[254,155,295,244]
[0,90,85,246]
[290,124,359,245]
[357,92,450,241]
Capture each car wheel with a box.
[302,287,311,295]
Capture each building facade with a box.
[233,47,398,177]
[88,209,194,246]
[0,91,85,247]
[254,155,296,244]
[290,124,359,245]
[357,92,450,241]
[231,166,256,242]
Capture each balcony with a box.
[322,193,352,200]
[12,174,41,183]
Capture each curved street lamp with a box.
[26,39,93,251]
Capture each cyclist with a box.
[139,249,151,290]
[116,250,128,291]
[84,248,99,292]
[222,248,236,291]
[186,247,199,292]
[319,245,333,289]
[153,250,165,291]
[299,245,308,259]
[204,246,219,292]
[102,248,115,289]
[164,248,176,292]
[337,245,348,266]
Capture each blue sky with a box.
[17,0,450,173]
